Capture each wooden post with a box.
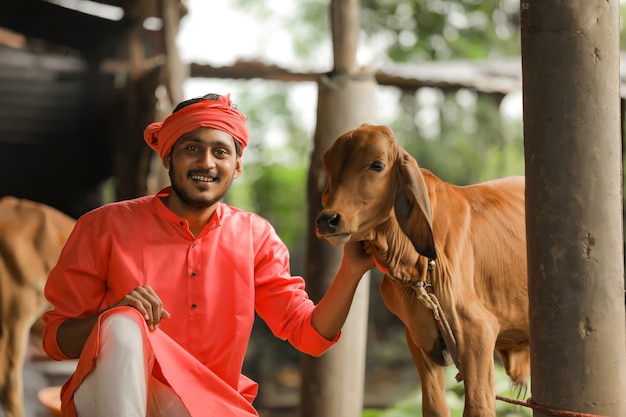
[160,0,187,105]
[300,71,375,417]
[521,2,626,416]
[299,1,374,416]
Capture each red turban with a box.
[144,94,249,159]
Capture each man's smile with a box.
[190,173,217,183]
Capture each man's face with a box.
[164,127,242,210]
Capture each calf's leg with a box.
[0,283,45,417]
[0,315,32,417]
[454,304,499,417]
[406,329,449,417]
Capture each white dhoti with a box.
[74,310,191,417]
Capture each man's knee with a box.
[99,309,145,355]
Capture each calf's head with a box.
[315,124,437,269]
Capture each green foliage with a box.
[251,164,308,250]
[361,0,521,62]
[223,82,312,253]
[225,0,529,193]
[233,81,313,168]
[388,88,524,185]
[234,0,522,64]
[232,0,331,61]
[228,163,308,251]
[362,362,532,417]
[621,3,626,48]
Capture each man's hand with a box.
[342,241,376,279]
[113,285,171,330]
[57,285,171,358]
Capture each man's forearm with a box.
[312,242,374,340]
[311,266,363,340]
[56,312,102,358]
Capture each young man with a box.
[42,93,374,417]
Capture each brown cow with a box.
[315,124,528,417]
[0,196,75,417]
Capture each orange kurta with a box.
[42,188,338,416]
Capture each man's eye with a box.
[369,161,385,172]
[186,145,199,152]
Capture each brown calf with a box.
[315,124,528,417]
[0,196,75,417]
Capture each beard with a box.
[168,160,236,210]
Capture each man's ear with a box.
[233,158,243,179]
[162,153,171,170]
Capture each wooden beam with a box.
[189,59,522,95]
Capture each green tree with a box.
[225,83,312,260]
[360,0,521,61]
[230,0,526,190]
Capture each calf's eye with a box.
[369,161,385,172]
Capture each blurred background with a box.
[1,1,625,416]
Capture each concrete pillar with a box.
[300,72,376,417]
[521,1,626,416]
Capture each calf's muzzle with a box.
[315,212,341,236]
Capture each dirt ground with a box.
[255,362,420,416]
[12,343,419,417]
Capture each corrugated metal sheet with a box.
[0,44,113,217]
[0,45,87,145]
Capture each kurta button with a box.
[191,303,197,309]
[179,221,184,226]
[191,271,197,278]
[192,243,196,248]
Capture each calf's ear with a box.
[394,150,437,260]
